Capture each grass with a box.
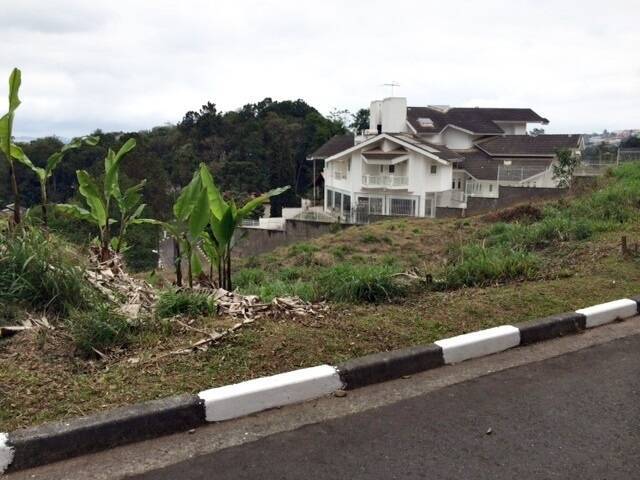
[3,163,640,431]
[439,245,540,289]
[66,305,133,358]
[236,262,405,303]
[316,264,405,303]
[156,289,216,318]
[0,225,95,315]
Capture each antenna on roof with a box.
[382,81,400,97]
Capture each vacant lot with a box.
[2,167,640,431]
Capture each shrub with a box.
[316,264,405,303]
[439,245,539,289]
[156,289,216,318]
[0,226,93,315]
[67,304,132,358]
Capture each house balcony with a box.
[333,171,348,180]
[362,174,409,188]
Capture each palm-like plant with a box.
[0,68,25,224]
[143,170,211,287]
[14,135,100,226]
[198,163,288,290]
[57,138,146,261]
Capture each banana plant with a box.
[57,138,138,261]
[198,163,289,290]
[112,179,148,253]
[14,135,99,226]
[140,170,210,287]
[0,68,24,224]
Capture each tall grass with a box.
[439,245,539,289]
[0,226,93,315]
[156,289,216,318]
[316,264,405,303]
[67,304,132,358]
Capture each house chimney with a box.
[381,97,407,133]
[369,100,383,133]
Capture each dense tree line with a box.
[0,98,348,219]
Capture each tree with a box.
[552,149,580,188]
[621,136,640,149]
[350,108,370,133]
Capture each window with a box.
[457,179,461,189]
[326,189,333,208]
[489,184,493,192]
[430,165,437,175]
[380,165,384,173]
[370,197,383,214]
[389,164,395,174]
[343,194,351,213]
[425,197,434,218]
[390,198,416,216]
[452,180,456,189]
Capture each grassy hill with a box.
[3,165,640,431]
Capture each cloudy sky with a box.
[1,0,639,138]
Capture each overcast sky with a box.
[1,0,639,138]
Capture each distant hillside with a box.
[0,98,347,219]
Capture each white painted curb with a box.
[198,365,343,422]
[435,325,521,364]
[0,433,14,474]
[576,298,637,328]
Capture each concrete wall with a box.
[436,186,568,218]
[233,220,351,257]
[467,186,566,214]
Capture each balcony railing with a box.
[362,175,409,187]
[333,171,348,180]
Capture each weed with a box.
[233,268,267,288]
[156,289,216,318]
[438,245,539,289]
[67,304,132,358]
[0,226,94,315]
[361,233,379,243]
[316,264,405,303]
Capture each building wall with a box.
[495,121,527,135]
[442,127,474,149]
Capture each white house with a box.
[308,97,583,219]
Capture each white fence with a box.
[361,175,409,187]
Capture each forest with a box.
[0,98,364,220]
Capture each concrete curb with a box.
[337,344,444,389]
[2,295,639,474]
[5,394,205,473]
[198,365,343,422]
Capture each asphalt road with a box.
[128,333,640,480]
